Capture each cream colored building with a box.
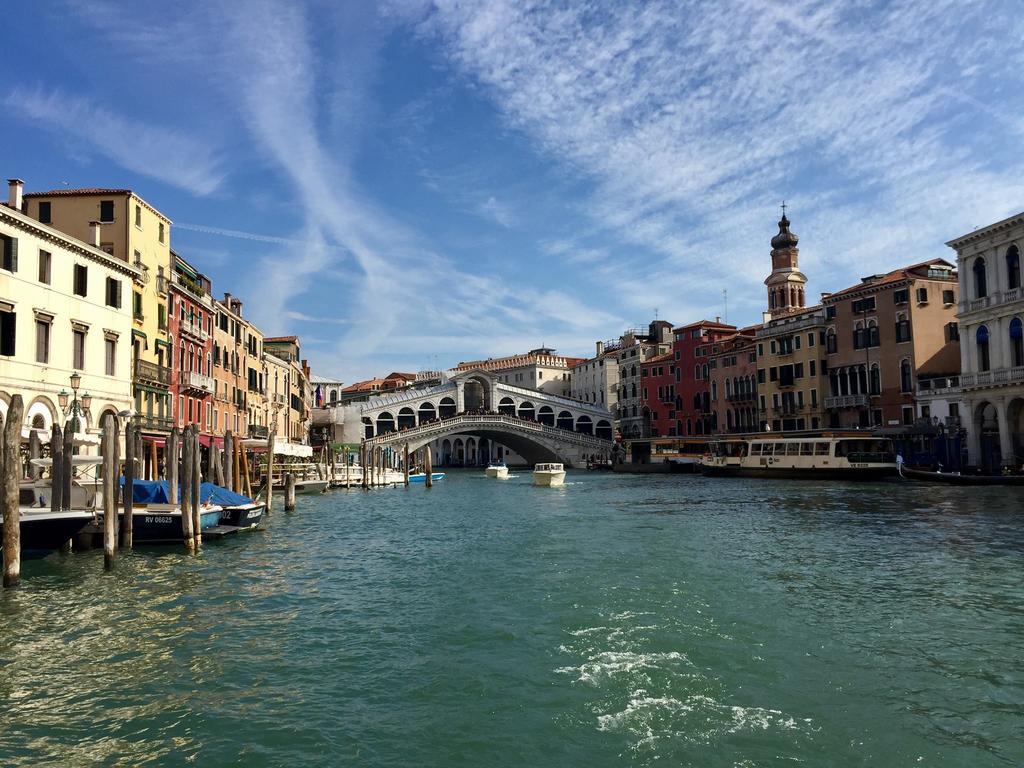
[946,211,1024,470]
[264,337,310,445]
[454,347,582,399]
[571,341,620,411]
[1,180,139,445]
[21,184,174,445]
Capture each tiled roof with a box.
[643,351,675,365]
[342,378,385,392]
[265,335,299,343]
[24,188,132,197]
[825,258,955,300]
[672,318,737,333]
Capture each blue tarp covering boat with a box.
[199,483,254,506]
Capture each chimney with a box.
[7,179,24,210]
[89,220,102,248]
[595,340,604,356]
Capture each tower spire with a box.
[764,208,807,318]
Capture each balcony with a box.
[180,318,209,342]
[959,288,1021,316]
[136,413,172,431]
[171,272,213,306]
[134,358,171,387]
[185,371,215,394]
[960,365,1024,390]
[917,377,960,398]
[825,394,868,408]
[248,424,269,439]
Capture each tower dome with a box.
[771,214,799,250]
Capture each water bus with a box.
[701,434,897,480]
[533,463,566,487]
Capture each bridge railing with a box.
[364,413,612,449]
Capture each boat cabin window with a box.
[750,443,763,455]
[773,443,786,455]
[835,439,893,461]
[800,442,814,456]
[786,442,800,456]
[814,442,830,456]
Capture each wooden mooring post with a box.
[232,435,242,494]
[102,413,118,570]
[223,430,234,494]
[121,423,135,549]
[61,417,74,511]
[50,423,63,513]
[403,443,410,487]
[2,396,25,587]
[265,429,275,514]
[191,427,202,550]
[167,427,179,510]
[361,444,369,490]
[28,428,41,481]
[180,426,195,552]
[285,473,296,511]
[424,445,433,488]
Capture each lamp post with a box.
[57,373,92,453]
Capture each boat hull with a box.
[409,473,445,483]
[533,471,566,487]
[129,507,222,544]
[2,511,94,557]
[701,465,895,480]
[484,467,509,479]
[273,480,329,495]
[900,467,1024,486]
[219,503,266,529]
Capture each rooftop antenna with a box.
[654,307,659,320]
[722,289,728,323]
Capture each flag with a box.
[315,384,323,407]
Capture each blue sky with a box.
[5,1,1023,382]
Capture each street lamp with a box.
[58,374,92,452]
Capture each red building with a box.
[168,251,215,436]
[672,320,736,436]
[708,329,760,433]
[639,352,676,436]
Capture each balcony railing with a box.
[135,413,172,431]
[825,394,868,408]
[134,358,171,387]
[959,288,1021,316]
[186,371,215,394]
[960,366,1024,390]
[248,424,269,439]
[180,318,209,341]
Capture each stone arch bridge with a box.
[347,369,615,466]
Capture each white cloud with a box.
[8,86,224,195]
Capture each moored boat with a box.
[897,465,1024,486]
[533,463,566,487]
[4,484,95,556]
[701,434,897,480]
[408,472,445,483]
[484,462,509,479]
[200,482,266,529]
[127,481,223,544]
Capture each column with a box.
[456,382,465,414]
[996,397,1013,468]
[964,398,981,467]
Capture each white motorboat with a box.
[485,463,509,479]
[532,463,566,487]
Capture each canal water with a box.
[1,472,1022,766]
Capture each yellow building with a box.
[264,337,311,444]
[21,186,173,449]
[2,180,139,446]
[211,293,267,439]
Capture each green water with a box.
[1,471,1022,766]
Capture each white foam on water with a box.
[555,650,691,685]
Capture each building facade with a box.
[755,306,829,432]
[616,321,674,438]
[454,348,582,398]
[21,185,174,451]
[168,252,215,436]
[708,330,759,434]
[673,319,737,437]
[2,181,139,445]
[264,336,311,445]
[947,211,1024,470]
[570,341,620,411]
[822,259,960,429]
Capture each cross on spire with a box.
[780,200,787,217]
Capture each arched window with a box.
[895,312,910,343]
[1007,245,1021,291]
[973,257,988,299]
[1010,317,1023,367]
[826,327,837,354]
[867,319,879,347]
[870,363,881,395]
[976,325,990,371]
[899,359,912,393]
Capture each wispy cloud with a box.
[413,0,1024,307]
[8,86,224,195]
[478,195,515,228]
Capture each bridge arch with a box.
[556,410,574,430]
[577,414,593,435]
[397,407,416,430]
[438,397,456,418]
[376,411,396,434]
[538,405,554,426]
[418,401,436,423]
[498,397,516,416]
[518,401,536,421]
[596,419,612,439]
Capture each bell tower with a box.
[764,204,807,318]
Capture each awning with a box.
[242,439,313,457]
[199,434,224,449]
[21,427,100,447]
[142,436,167,447]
